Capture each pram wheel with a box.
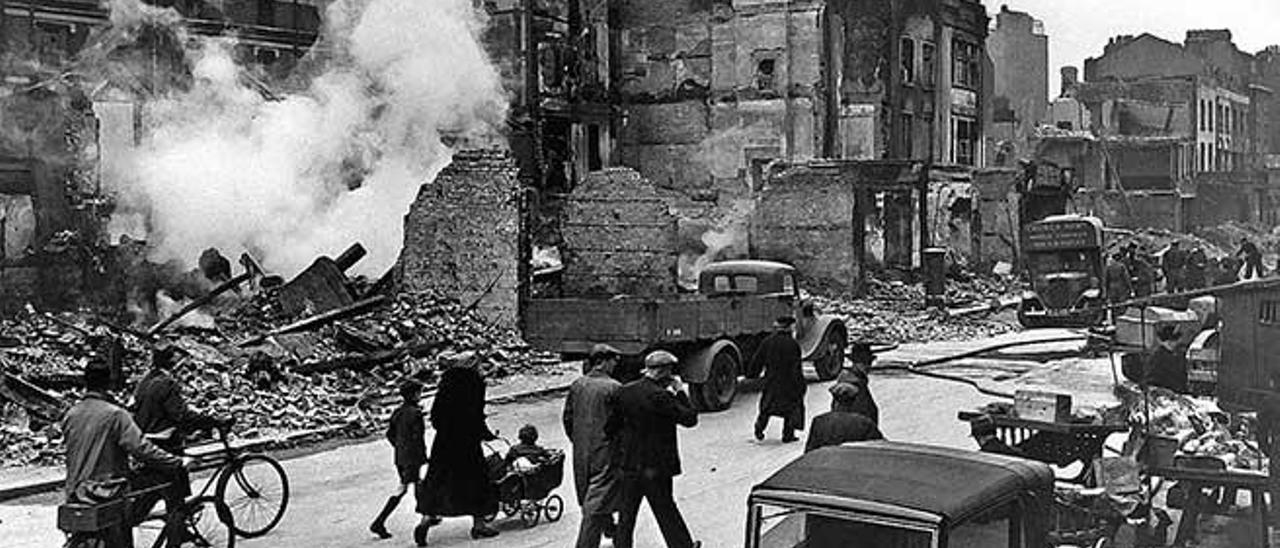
[543,494,564,522]
[520,502,541,527]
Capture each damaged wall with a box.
[561,167,678,295]
[752,163,856,292]
[972,167,1021,269]
[399,149,520,327]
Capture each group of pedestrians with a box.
[1107,238,1266,303]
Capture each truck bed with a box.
[525,293,794,355]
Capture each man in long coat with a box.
[753,317,806,443]
[563,344,623,548]
[415,354,500,545]
[608,351,702,548]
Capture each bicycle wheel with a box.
[215,454,289,538]
[186,496,236,548]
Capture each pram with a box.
[483,439,566,527]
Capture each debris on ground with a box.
[1115,383,1268,473]
[0,284,558,468]
[807,274,1020,344]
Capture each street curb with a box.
[0,379,574,503]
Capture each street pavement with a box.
[1,329,1120,548]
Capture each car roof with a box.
[700,260,795,277]
[749,441,1054,526]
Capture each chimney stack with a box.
[1060,67,1078,97]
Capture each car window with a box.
[734,275,759,293]
[755,504,933,548]
[783,275,795,295]
[714,276,731,292]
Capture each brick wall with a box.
[561,168,678,296]
[752,164,856,291]
[398,149,520,327]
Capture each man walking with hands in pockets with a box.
[608,350,702,548]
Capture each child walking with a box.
[370,381,437,539]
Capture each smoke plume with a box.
[105,0,507,277]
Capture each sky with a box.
[993,0,1280,97]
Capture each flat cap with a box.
[644,350,679,369]
[589,344,622,359]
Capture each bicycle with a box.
[186,423,291,538]
[59,477,237,548]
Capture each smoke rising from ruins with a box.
[106,0,507,278]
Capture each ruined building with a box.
[1037,30,1278,232]
[0,0,320,311]
[985,4,1046,166]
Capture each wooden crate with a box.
[1013,390,1072,423]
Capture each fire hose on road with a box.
[867,334,1090,399]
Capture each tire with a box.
[520,502,541,528]
[813,328,846,381]
[693,345,740,412]
[185,496,236,548]
[216,454,290,538]
[543,494,564,522]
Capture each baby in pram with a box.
[505,424,556,474]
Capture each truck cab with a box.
[1018,215,1106,328]
[747,442,1054,548]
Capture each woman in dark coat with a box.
[414,355,499,545]
[753,317,806,442]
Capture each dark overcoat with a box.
[608,377,698,478]
[387,402,426,470]
[803,410,882,453]
[754,330,806,430]
[416,367,498,517]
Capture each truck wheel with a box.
[693,347,740,412]
[814,329,846,381]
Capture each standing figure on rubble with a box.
[752,316,806,443]
[369,380,433,540]
[1105,252,1133,305]
[1237,238,1265,280]
[1185,247,1209,290]
[1128,251,1157,298]
[414,353,501,545]
[1162,241,1186,293]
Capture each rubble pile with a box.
[0,288,557,468]
[807,275,1020,344]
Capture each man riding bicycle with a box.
[63,360,187,547]
[132,343,233,531]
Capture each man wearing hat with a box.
[563,344,624,548]
[804,383,883,453]
[752,316,806,443]
[834,342,880,426]
[609,350,702,548]
[64,360,185,546]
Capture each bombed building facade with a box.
[1031,30,1279,233]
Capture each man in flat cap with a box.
[608,350,702,548]
[564,344,625,548]
[834,342,880,427]
[752,316,806,443]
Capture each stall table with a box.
[958,411,1130,485]
[1147,466,1271,547]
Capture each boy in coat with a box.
[369,381,435,539]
